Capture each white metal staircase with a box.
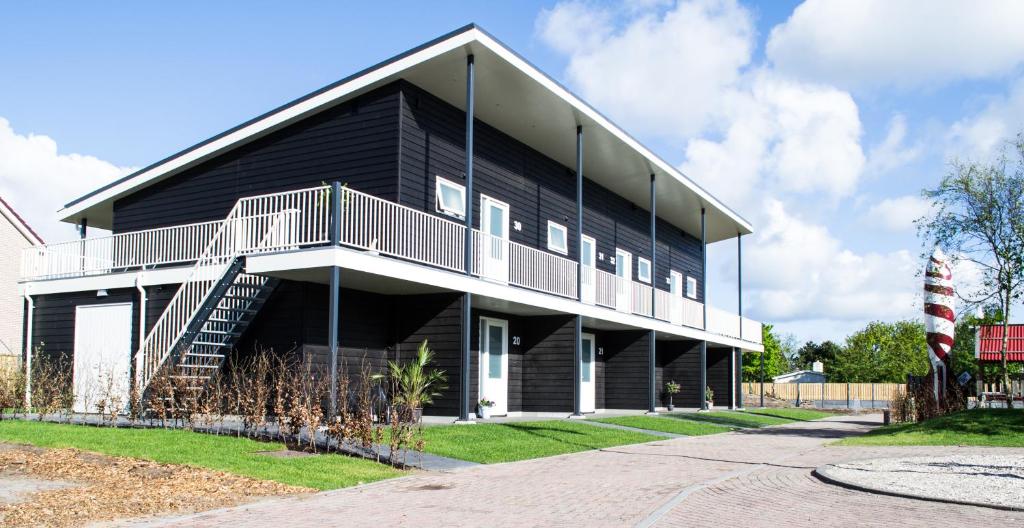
[136,186,330,398]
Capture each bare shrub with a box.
[94,365,126,427]
[285,358,329,452]
[234,348,273,438]
[30,349,73,422]
[0,362,26,419]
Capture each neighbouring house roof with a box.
[975,325,1024,362]
[0,196,44,245]
[772,370,826,382]
[56,24,752,243]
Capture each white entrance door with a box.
[479,317,509,416]
[669,270,684,325]
[580,333,596,413]
[73,303,133,414]
[580,235,596,304]
[479,195,510,283]
[615,248,632,312]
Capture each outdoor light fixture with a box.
[96,289,108,297]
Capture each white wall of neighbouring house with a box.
[0,202,41,368]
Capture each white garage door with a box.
[73,303,133,414]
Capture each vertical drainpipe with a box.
[23,290,33,409]
[573,125,583,417]
[700,208,708,411]
[459,54,475,422]
[328,181,342,417]
[648,173,657,413]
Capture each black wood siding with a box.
[659,340,703,408]
[394,293,462,416]
[28,289,139,376]
[112,83,403,233]
[706,347,731,408]
[397,81,704,299]
[600,330,651,409]
[520,315,575,413]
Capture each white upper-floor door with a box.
[479,195,510,283]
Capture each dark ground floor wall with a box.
[25,279,743,415]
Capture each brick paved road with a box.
[124,415,1023,527]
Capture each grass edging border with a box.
[813,463,1024,512]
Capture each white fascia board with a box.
[470,30,753,234]
[0,199,44,245]
[58,31,478,224]
[20,266,192,296]
[247,247,763,351]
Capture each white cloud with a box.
[863,195,932,232]
[866,114,922,175]
[745,200,919,323]
[683,72,864,205]
[537,0,755,138]
[766,0,1024,89]
[0,118,132,242]
[947,76,1024,160]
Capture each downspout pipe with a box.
[135,277,147,397]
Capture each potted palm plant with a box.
[705,385,714,409]
[665,380,681,411]
[375,339,447,423]
[478,398,495,419]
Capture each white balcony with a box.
[22,186,761,344]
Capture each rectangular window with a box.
[435,176,466,219]
[637,257,652,283]
[686,276,698,299]
[547,221,568,254]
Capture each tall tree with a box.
[832,321,929,382]
[742,324,790,382]
[919,135,1024,396]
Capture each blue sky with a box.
[3,1,1024,344]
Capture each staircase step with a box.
[222,294,262,301]
[184,352,225,359]
[170,375,209,380]
[178,364,219,369]
[212,307,259,314]
[229,283,265,290]
[208,317,245,323]
[201,329,242,336]
[193,340,229,347]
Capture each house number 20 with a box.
[512,336,521,346]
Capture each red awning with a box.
[976,325,1024,361]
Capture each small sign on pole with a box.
[957,371,972,386]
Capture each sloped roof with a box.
[0,196,44,245]
[57,24,752,243]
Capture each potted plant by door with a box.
[665,380,681,411]
[478,398,495,420]
[374,339,448,423]
[705,385,714,409]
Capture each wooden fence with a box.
[743,382,905,406]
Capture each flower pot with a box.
[706,401,713,409]
[667,403,675,411]
[411,407,423,423]
[478,406,491,420]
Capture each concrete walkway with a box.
[120,414,1024,527]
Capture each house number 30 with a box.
[512,336,521,346]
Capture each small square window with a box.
[637,257,652,283]
[435,176,466,219]
[547,221,568,254]
[686,276,698,299]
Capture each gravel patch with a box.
[817,455,1024,510]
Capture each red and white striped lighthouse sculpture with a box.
[924,246,955,400]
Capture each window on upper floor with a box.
[435,176,466,219]
[686,276,698,299]
[547,221,568,254]
[637,257,652,283]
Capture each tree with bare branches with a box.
[919,135,1024,397]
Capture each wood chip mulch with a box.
[0,444,311,527]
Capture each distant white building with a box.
[0,197,43,367]
[773,361,826,383]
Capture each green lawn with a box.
[593,408,831,436]
[0,420,400,490]
[416,420,659,464]
[592,415,733,436]
[837,409,1024,447]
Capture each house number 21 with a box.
[512,336,521,346]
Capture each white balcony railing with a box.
[22,185,761,344]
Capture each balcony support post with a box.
[328,181,342,418]
[459,54,475,423]
[573,125,583,417]
[729,346,736,409]
[736,347,745,409]
[738,232,743,340]
[700,207,708,411]
[648,173,657,413]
